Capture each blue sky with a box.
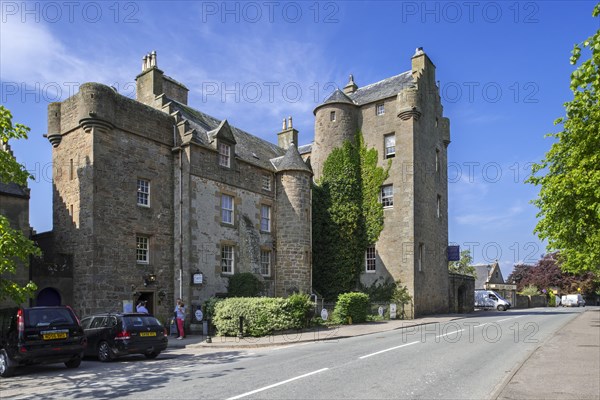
[1,1,598,278]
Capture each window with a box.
[261,205,271,232]
[219,142,231,167]
[381,185,393,208]
[260,250,271,276]
[69,159,74,180]
[136,236,149,264]
[137,179,150,207]
[365,245,376,272]
[262,175,271,191]
[437,195,441,218]
[221,194,234,224]
[330,111,336,121]
[418,243,423,272]
[221,245,234,274]
[435,149,440,173]
[376,103,385,116]
[384,134,395,159]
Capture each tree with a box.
[508,252,598,296]
[312,132,389,300]
[528,4,600,275]
[0,105,40,304]
[448,249,476,277]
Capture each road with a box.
[0,308,587,399]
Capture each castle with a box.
[18,48,460,319]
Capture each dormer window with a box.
[219,142,231,168]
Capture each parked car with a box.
[81,313,168,362]
[474,289,511,311]
[0,306,86,377]
[561,294,586,307]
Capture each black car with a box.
[81,313,168,361]
[0,306,87,377]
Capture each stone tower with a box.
[311,48,450,316]
[274,143,313,296]
[311,88,359,179]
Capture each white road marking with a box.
[359,340,420,359]
[226,368,330,399]
[436,329,465,339]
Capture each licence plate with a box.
[43,332,68,340]
[140,332,157,337]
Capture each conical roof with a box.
[276,143,312,174]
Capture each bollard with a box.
[206,318,212,343]
[238,316,244,338]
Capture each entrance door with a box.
[37,287,62,306]
[135,292,155,315]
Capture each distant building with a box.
[473,261,517,305]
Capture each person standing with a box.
[174,298,186,339]
[136,300,149,314]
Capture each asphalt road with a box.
[0,308,585,399]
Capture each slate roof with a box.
[170,100,286,171]
[272,144,312,174]
[348,71,415,105]
[298,143,312,155]
[0,182,29,198]
[322,89,355,106]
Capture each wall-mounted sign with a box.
[193,272,203,285]
[447,245,460,262]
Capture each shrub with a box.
[332,292,370,324]
[227,272,264,297]
[212,296,315,337]
[360,278,396,302]
[203,297,222,319]
[520,284,540,296]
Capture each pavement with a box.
[166,308,600,399]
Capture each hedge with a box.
[212,294,314,337]
[332,292,370,324]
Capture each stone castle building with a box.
[307,48,451,315]
[42,52,311,319]
[0,143,33,309]
[25,48,453,319]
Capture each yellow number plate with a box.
[140,332,156,337]
[43,332,68,340]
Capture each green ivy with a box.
[227,272,264,297]
[313,132,389,300]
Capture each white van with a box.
[561,294,585,307]
[475,290,511,311]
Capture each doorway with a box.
[36,287,62,306]
[135,292,155,315]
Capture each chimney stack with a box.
[277,116,298,149]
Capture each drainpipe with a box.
[177,125,183,300]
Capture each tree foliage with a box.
[507,252,598,296]
[0,105,40,304]
[312,132,390,300]
[448,249,476,277]
[528,4,600,275]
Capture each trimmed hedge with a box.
[212,294,314,337]
[332,292,370,324]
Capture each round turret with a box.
[312,89,358,180]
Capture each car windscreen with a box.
[26,308,76,328]
[123,315,162,329]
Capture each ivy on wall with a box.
[313,132,390,300]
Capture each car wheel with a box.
[144,351,159,359]
[0,349,16,378]
[497,305,506,311]
[98,341,114,362]
[65,356,82,369]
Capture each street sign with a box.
[390,303,397,319]
[447,245,460,261]
[320,308,328,321]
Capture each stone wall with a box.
[448,273,475,313]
